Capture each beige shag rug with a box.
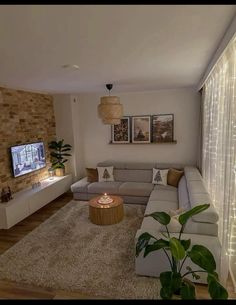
[0,201,159,299]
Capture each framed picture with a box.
[131,116,151,143]
[111,116,131,143]
[152,114,174,142]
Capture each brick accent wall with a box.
[0,87,56,193]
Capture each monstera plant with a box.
[48,139,72,176]
[136,204,228,299]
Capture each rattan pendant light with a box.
[98,84,123,125]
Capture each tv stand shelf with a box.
[0,175,72,229]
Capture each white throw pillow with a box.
[152,168,169,186]
[97,166,114,182]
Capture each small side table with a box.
[89,195,124,225]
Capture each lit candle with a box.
[104,193,107,196]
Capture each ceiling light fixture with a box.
[97,84,123,125]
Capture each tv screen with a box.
[10,142,46,178]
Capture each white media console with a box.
[0,174,72,229]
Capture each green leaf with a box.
[62,159,68,163]
[160,272,182,298]
[136,232,156,257]
[61,148,72,152]
[169,237,185,260]
[178,204,210,225]
[160,287,172,299]
[160,271,173,298]
[50,152,61,158]
[144,239,169,257]
[207,274,228,299]
[62,144,72,148]
[188,245,216,273]
[160,271,172,287]
[180,280,196,299]
[180,239,191,251]
[145,212,171,225]
[58,139,64,147]
[60,153,72,156]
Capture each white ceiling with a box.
[0,5,235,94]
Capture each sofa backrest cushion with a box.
[97,161,186,183]
[178,176,191,210]
[184,166,219,224]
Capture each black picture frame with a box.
[151,114,174,143]
[111,116,131,143]
[131,115,151,143]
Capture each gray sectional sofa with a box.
[70,161,221,284]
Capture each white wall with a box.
[198,13,236,89]
[74,88,200,177]
[53,94,76,179]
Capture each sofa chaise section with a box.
[135,165,220,284]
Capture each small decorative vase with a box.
[55,168,65,177]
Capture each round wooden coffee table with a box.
[89,195,124,225]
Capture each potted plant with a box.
[136,204,228,299]
[48,139,72,176]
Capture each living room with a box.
[0,4,235,300]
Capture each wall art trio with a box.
[111,114,174,144]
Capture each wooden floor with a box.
[0,191,235,299]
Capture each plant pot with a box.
[55,168,65,177]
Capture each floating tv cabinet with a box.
[0,174,72,229]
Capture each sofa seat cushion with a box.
[118,182,154,197]
[70,177,90,193]
[145,200,178,215]
[87,182,123,194]
[149,189,178,202]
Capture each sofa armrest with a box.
[70,177,90,193]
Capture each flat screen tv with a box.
[10,142,46,178]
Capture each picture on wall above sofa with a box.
[111,114,174,144]
[111,117,130,143]
[132,116,151,143]
[152,114,174,143]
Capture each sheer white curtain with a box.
[202,36,236,285]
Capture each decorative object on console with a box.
[98,193,114,204]
[97,166,114,182]
[97,84,123,125]
[31,181,41,189]
[86,168,98,182]
[136,204,228,300]
[152,114,174,143]
[48,167,55,180]
[48,139,72,176]
[1,186,13,203]
[152,168,169,186]
[167,168,184,187]
[131,116,151,143]
[111,116,130,143]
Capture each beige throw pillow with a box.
[86,168,98,183]
[167,168,184,187]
